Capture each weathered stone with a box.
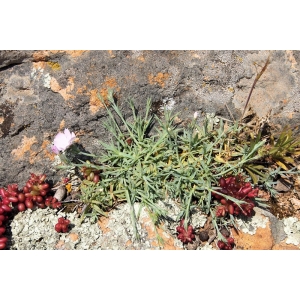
[232,208,300,250]
[1,50,300,190]
[272,239,299,250]
[0,50,34,69]
[232,218,274,250]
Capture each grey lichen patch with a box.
[43,73,51,88]
[161,98,175,111]
[190,212,207,229]
[257,207,287,244]
[97,203,151,250]
[10,207,103,250]
[199,243,215,250]
[235,212,268,235]
[283,217,300,245]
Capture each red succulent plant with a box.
[176,219,195,244]
[0,173,61,250]
[54,217,70,233]
[217,236,235,250]
[213,174,258,217]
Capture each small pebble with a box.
[198,230,209,242]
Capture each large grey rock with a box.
[0,50,299,187]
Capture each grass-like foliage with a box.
[74,91,281,241]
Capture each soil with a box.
[261,174,300,219]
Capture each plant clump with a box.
[81,166,100,183]
[0,173,61,250]
[176,219,195,244]
[49,91,300,249]
[0,173,54,212]
[72,91,271,243]
[212,175,258,218]
[217,236,235,250]
[54,217,71,233]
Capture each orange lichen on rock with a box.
[98,216,111,234]
[107,50,116,58]
[55,240,65,249]
[137,55,145,62]
[232,220,274,250]
[41,140,55,161]
[148,72,170,88]
[65,50,87,57]
[272,239,299,250]
[67,233,79,242]
[11,136,38,161]
[50,77,61,92]
[50,77,75,102]
[125,240,133,248]
[33,51,49,62]
[32,61,47,70]
[59,120,65,130]
[89,77,120,114]
[286,50,297,69]
[89,89,105,114]
[77,85,87,94]
[140,214,182,250]
[33,50,87,64]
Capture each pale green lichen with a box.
[235,211,268,235]
[43,73,51,88]
[283,217,300,245]
[191,213,207,229]
[200,243,215,250]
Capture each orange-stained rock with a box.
[11,135,38,162]
[89,77,120,114]
[98,216,111,234]
[50,77,75,102]
[41,140,56,161]
[272,238,300,250]
[148,72,170,88]
[55,240,65,249]
[33,51,49,62]
[139,214,182,250]
[125,240,133,248]
[232,220,274,250]
[67,233,79,242]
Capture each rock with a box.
[272,239,299,250]
[232,207,300,250]
[1,50,300,187]
[232,220,274,250]
[198,231,209,242]
[0,50,34,69]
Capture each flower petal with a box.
[51,145,60,154]
[53,132,70,151]
[64,128,76,144]
[52,129,76,153]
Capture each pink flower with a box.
[51,128,76,154]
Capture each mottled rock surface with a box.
[232,207,300,250]
[7,203,300,250]
[1,50,300,187]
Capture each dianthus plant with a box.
[75,90,267,242]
